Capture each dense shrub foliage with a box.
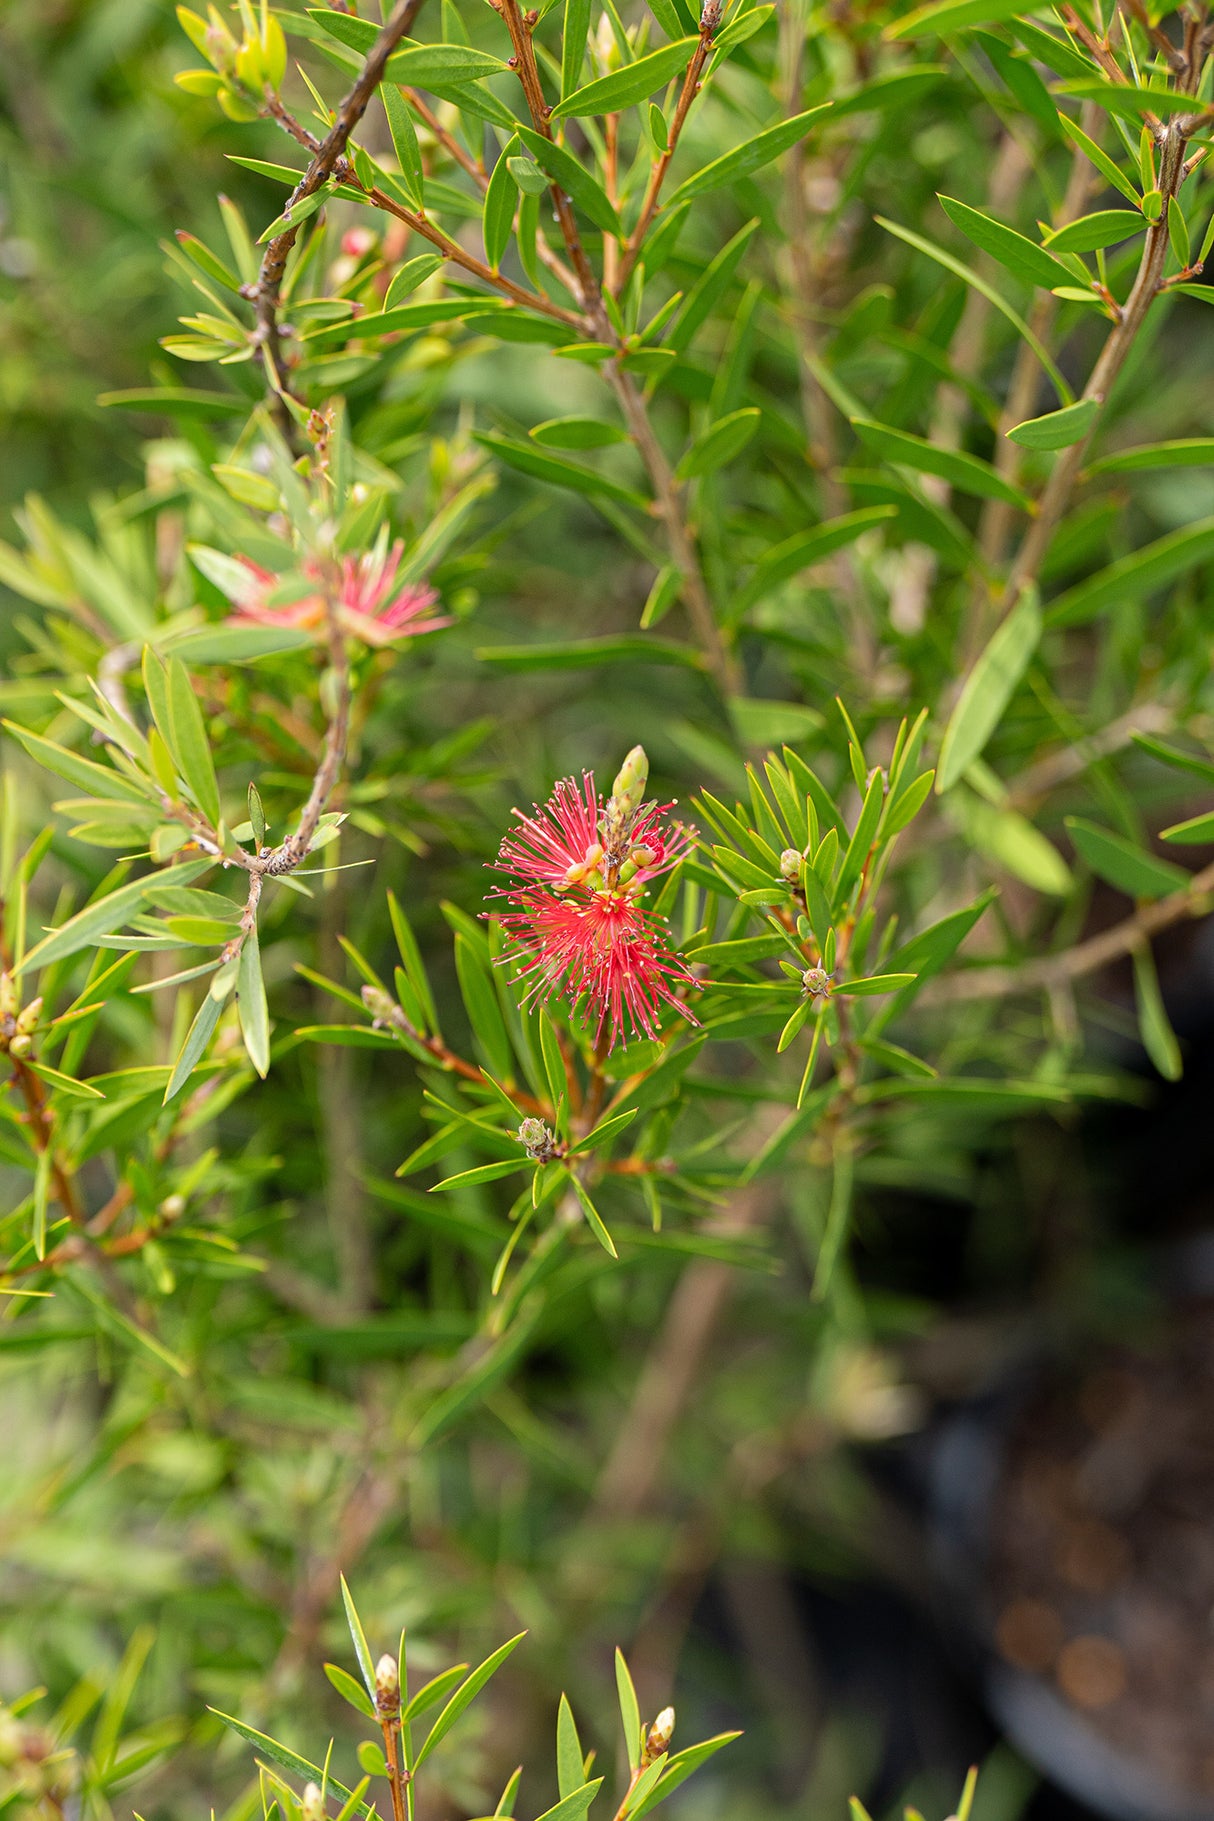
[3,0,1214,1816]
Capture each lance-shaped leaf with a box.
[236,924,270,1077]
[852,419,1031,507]
[1047,515,1214,627]
[936,588,1042,792]
[1134,945,1182,1080]
[551,37,696,120]
[3,723,155,805]
[887,0,1036,34]
[166,657,221,827]
[1044,209,1145,254]
[1066,818,1189,900]
[15,861,205,978]
[666,105,831,206]
[209,1711,369,1814]
[414,1633,527,1767]
[475,432,647,508]
[1007,398,1100,450]
[556,1695,584,1802]
[938,195,1071,290]
[513,126,622,235]
[675,408,760,480]
[164,987,226,1103]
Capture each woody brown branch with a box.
[252,0,430,413]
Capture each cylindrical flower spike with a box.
[487,759,700,1054]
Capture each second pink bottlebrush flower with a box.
[488,746,700,1054]
[231,539,450,648]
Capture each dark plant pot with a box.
[929,1293,1214,1821]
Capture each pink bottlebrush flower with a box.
[488,752,699,1054]
[230,542,450,648]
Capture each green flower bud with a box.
[802,967,831,1000]
[610,745,648,819]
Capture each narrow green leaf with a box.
[1008,397,1100,450]
[938,195,1070,290]
[1086,438,1214,476]
[534,1782,603,1821]
[833,973,917,996]
[514,126,622,235]
[475,432,647,508]
[532,416,629,450]
[340,1576,377,1700]
[886,0,1026,36]
[556,1696,584,1803]
[631,1735,741,1818]
[167,657,221,827]
[383,85,425,209]
[674,408,760,481]
[1065,818,1189,899]
[385,254,444,308]
[209,1711,368,1815]
[236,924,270,1077]
[1133,945,1182,1080]
[666,106,831,206]
[484,145,519,269]
[415,1634,527,1768]
[404,1665,468,1723]
[852,418,1030,507]
[432,1159,527,1191]
[454,933,515,1080]
[3,723,154,805]
[876,216,1072,403]
[615,1650,642,1773]
[1132,732,1214,783]
[566,1172,618,1257]
[937,588,1042,792]
[1047,516,1214,627]
[15,874,155,978]
[1057,77,1199,121]
[551,38,696,120]
[163,988,225,1103]
[736,507,895,612]
[1044,209,1145,254]
[1160,809,1214,844]
[324,1665,377,1721]
[576,1107,638,1153]
[1058,114,1141,205]
[23,1062,105,1100]
[562,0,593,98]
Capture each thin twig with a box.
[614,0,723,296]
[924,856,1214,1002]
[252,0,430,420]
[998,114,1195,621]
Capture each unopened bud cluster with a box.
[779,849,803,883]
[0,974,42,1059]
[0,1702,76,1819]
[518,1118,559,1163]
[640,1706,675,1768]
[302,1784,327,1821]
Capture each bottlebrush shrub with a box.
[4,0,1214,1810]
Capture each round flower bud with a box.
[802,966,831,999]
[302,1784,327,1821]
[779,849,802,882]
[8,1033,32,1059]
